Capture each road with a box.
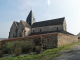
[53,43,80,60]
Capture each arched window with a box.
[20,33,21,37]
[33,30,34,33]
[13,33,14,38]
[57,27,58,31]
[24,30,25,36]
[40,29,41,32]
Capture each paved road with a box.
[53,43,80,60]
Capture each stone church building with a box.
[9,10,72,38]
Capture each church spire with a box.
[26,10,36,26]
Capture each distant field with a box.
[0,38,7,41]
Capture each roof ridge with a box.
[20,20,31,28]
[32,17,65,28]
[33,17,65,24]
[14,21,18,27]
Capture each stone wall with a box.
[32,25,63,33]
[2,33,58,49]
[9,21,17,38]
[57,33,78,47]
[63,19,67,31]
[17,21,24,37]
[2,33,79,49]
[78,37,80,42]
[43,35,57,49]
[25,27,31,36]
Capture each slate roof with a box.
[59,31,74,35]
[30,30,75,36]
[26,10,36,26]
[32,17,65,28]
[21,20,31,28]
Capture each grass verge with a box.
[1,42,80,60]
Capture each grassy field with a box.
[1,42,80,60]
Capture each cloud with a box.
[48,0,50,6]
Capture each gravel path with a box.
[53,43,80,60]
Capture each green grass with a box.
[1,42,80,60]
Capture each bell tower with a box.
[26,10,36,26]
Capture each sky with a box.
[0,0,80,38]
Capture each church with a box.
[9,10,73,38]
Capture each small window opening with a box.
[33,30,34,33]
[40,29,41,32]
[20,33,21,37]
[57,27,58,31]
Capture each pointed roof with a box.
[26,10,35,21]
[28,10,35,18]
[32,17,65,28]
[21,20,31,28]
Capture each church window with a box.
[20,33,21,37]
[24,30,26,36]
[13,33,14,38]
[57,27,58,31]
[33,30,34,33]
[40,29,41,32]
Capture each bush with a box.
[0,50,3,57]
[34,37,42,46]
[3,41,21,54]
[3,41,33,54]
[21,41,33,53]
[3,42,15,54]
[14,47,22,56]
[27,44,33,53]
[35,45,41,54]
[33,36,47,50]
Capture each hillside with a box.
[0,38,8,41]
[77,33,80,37]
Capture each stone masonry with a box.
[2,33,79,49]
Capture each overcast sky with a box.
[0,0,80,38]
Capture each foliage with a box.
[14,47,22,56]
[0,46,3,57]
[33,36,47,50]
[0,50,3,57]
[2,41,33,54]
[35,45,41,54]
[34,37,41,46]
[21,41,33,53]
[3,41,21,54]
[1,42,80,60]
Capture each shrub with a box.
[14,47,22,56]
[34,37,41,46]
[21,41,33,53]
[34,36,47,50]
[0,50,3,57]
[3,41,21,54]
[27,44,33,53]
[35,45,41,54]
[3,41,33,54]
[3,42,15,54]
